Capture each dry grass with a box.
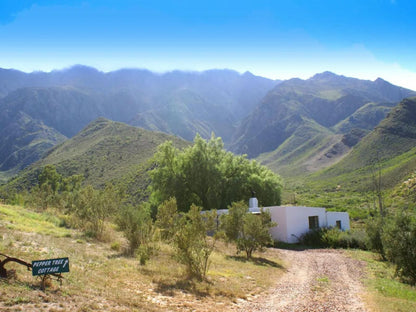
[0,204,284,311]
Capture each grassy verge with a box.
[347,250,416,312]
[0,204,284,311]
[0,205,72,238]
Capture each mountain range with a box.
[0,66,415,185]
[0,66,277,181]
[232,71,416,177]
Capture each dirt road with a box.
[234,249,367,312]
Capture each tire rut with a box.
[233,249,367,312]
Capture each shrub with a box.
[299,228,327,247]
[156,199,217,279]
[75,184,122,239]
[366,215,386,259]
[382,212,416,285]
[299,227,368,249]
[155,197,178,241]
[220,201,276,259]
[173,205,217,280]
[117,204,154,260]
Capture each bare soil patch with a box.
[233,249,368,312]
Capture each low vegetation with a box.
[349,250,416,312]
[298,227,367,250]
[0,203,284,311]
[2,121,416,311]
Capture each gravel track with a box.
[234,249,367,312]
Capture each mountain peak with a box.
[374,77,391,86]
[242,71,254,77]
[310,71,339,80]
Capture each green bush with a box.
[299,227,368,249]
[117,204,154,259]
[155,197,178,241]
[220,201,276,259]
[299,228,327,247]
[382,212,416,285]
[75,184,122,239]
[366,215,386,258]
[156,199,217,279]
[173,205,217,280]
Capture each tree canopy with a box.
[149,134,282,212]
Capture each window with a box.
[336,220,342,229]
[308,216,319,230]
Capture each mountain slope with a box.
[313,97,416,190]
[0,86,103,137]
[0,86,103,177]
[333,102,396,134]
[231,72,416,177]
[3,118,188,200]
[257,118,342,176]
[0,66,277,139]
[0,111,66,183]
[0,67,277,179]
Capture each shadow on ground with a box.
[225,255,283,268]
[153,278,211,297]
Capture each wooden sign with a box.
[32,257,69,276]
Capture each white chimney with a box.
[249,197,258,209]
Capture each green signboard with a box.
[32,257,69,276]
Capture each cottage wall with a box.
[215,202,350,244]
[326,211,350,231]
[283,206,327,243]
[266,206,288,243]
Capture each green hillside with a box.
[232,72,415,174]
[333,102,396,133]
[310,97,416,191]
[0,111,67,183]
[2,118,188,201]
[258,117,338,177]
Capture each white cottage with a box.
[248,198,350,243]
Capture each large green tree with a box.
[149,134,282,212]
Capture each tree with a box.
[75,184,122,239]
[59,174,84,213]
[38,164,62,194]
[30,165,84,211]
[155,197,179,241]
[150,134,282,212]
[173,205,217,279]
[117,203,154,263]
[155,198,217,279]
[366,214,386,259]
[220,201,276,259]
[32,165,63,210]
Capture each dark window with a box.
[336,220,341,229]
[308,216,319,229]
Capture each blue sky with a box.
[1,0,416,89]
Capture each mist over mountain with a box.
[0,66,415,182]
[0,66,277,179]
